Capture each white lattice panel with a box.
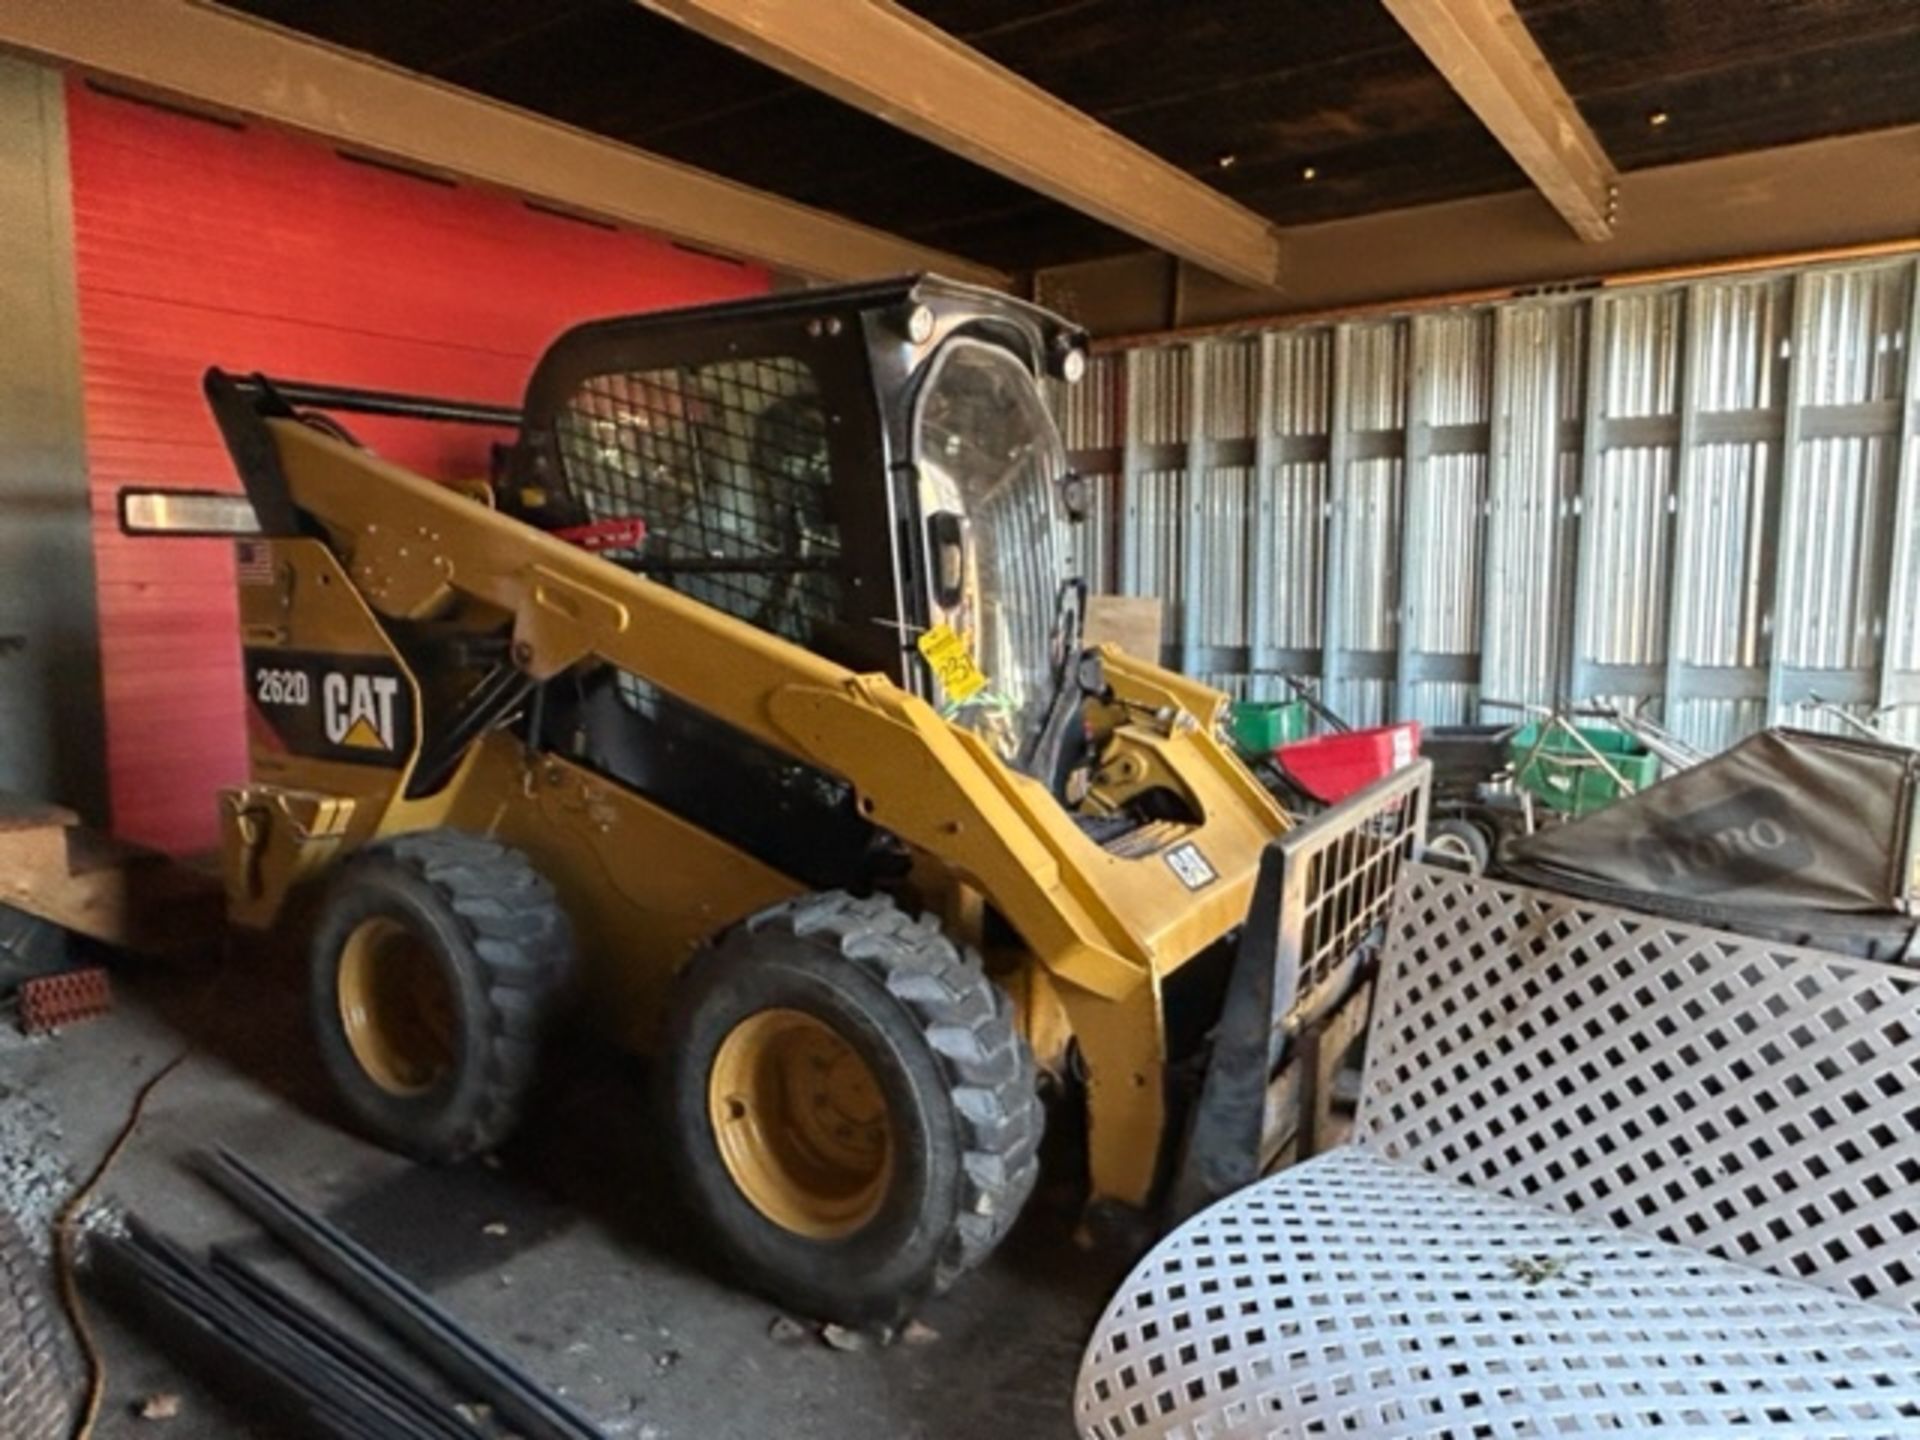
[1358,866,1920,1318]
[1076,1150,1920,1439]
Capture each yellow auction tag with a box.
[915,623,989,702]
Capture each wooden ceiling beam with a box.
[1380,0,1617,241]
[0,0,1006,286]
[1036,125,1920,337]
[633,0,1286,291]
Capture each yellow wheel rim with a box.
[708,1008,893,1240]
[337,917,457,1097]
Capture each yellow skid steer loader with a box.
[124,276,1427,1324]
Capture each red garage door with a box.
[66,81,768,853]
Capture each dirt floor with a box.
[0,941,1130,1438]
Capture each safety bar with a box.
[232,373,523,428]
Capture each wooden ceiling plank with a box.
[1380,0,1617,241]
[0,0,1006,286]
[633,0,1286,290]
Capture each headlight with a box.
[1060,347,1087,384]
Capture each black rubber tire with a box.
[659,891,1043,1326]
[0,1210,74,1440]
[1425,817,1492,874]
[308,830,573,1163]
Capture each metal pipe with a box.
[240,375,523,428]
[211,1252,477,1440]
[97,1230,403,1440]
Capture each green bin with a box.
[1509,722,1660,816]
[1229,700,1309,757]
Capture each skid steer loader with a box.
[123,276,1428,1324]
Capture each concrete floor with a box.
[1,945,1128,1438]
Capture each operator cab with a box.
[504,274,1091,771]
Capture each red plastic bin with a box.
[1273,722,1422,805]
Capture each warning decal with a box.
[1164,841,1218,891]
[915,623,989,703]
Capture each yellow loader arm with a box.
[275,418,1280,994]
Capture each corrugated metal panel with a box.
[1263,329,1332,660]
[1053,351,1121,451]
[1482,302,1583,709]
[1402,311,1490,725]
[1795,264,1910,405]
[1337,323,1405,656]
[1601,289,1683,419]
[1408,455,1486,657]
[1331,679,1394,729]
[1677,440,1773,668]
[1270,329,1332,436]
[1193,339,1258,652]
[1122,468,1184,623]
[66,82,768,852]
[1345,322,1407,430]
[1194,466,1252,649]
[1339,456,1400,657]
[1423,311,1493,426]
[1128,347,1191,445]
[1778,435,1897,670]
[1584,447,1672,664]
[1581,290,1680,674]
[1051,351,1121,594]
[1665,276,1788,752]
[1065,472,1117,594]
[1263,460,1325,651]
[1203,337,1259,440]
[1695,276,1790,412]
[1093,256,1920,760]
[1884,261,1920,748]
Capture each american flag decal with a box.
[236,541,273,587]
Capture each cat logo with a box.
[243,649,413,768]
[322,672,402,752]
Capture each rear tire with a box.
[660,892,1042,1326]
[308,830,572,1162]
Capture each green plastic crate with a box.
[1229,700,1309,756]
[1509,722,1660,816]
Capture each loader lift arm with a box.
[264,414,1181,996]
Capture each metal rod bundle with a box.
[95,1147,609,1440]
[200,1146,606,1440]
[94,1221,473,1440]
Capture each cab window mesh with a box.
[552,356,841,647]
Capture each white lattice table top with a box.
[1076,1150,1920,1439]
[1358,866,1920,1318]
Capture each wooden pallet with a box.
[0,793,223,955]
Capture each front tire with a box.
[308,830,572,1163]
[660,892,1042,1326]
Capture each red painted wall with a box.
[66,82,768,853]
